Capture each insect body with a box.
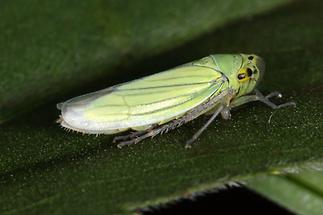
[57,54,295,148]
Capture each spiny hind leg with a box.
[116,128,163,148]
[112,130,149,143]
[116,116,190,148]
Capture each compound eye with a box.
[246,68,253,77]
[248,56,254,60]
[238,73,246,80]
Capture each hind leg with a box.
[116,113,192,148]
[116,128,163,148]
[112,130,149,143]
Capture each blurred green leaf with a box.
[1,0,323,214]
[247,165,323,215]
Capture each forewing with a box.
[59,65,223,133]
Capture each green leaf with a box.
[0,0,288,123]
[246,165,323,215]
[1,0,323,214]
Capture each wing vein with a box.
[132,81,224,116]
[114,81,215,91]
[96,80,224,117]
[93,92,196,109]
[147,74,216,82]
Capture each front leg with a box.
[230,89,296,109]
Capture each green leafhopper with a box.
[57,54,295,148]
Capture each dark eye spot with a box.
[247,68,253,77]
[238,73,246,80]
[248,56,254,60]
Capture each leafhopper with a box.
[57,54,295,148]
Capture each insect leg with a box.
[116,117,191,148]
[265,91,282,99]
[112,130,149,143]
[116,127,163,148]
[255,90,296,109]
[230,89,296,109]
[185,105,224,148]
